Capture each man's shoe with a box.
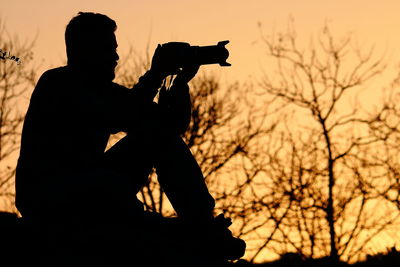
[207,214,246,261]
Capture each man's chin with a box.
[97,68,115,82]
[107,66,116,81]
[106,71,115,81]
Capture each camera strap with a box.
[161,74,176,92]
[158,75,175,106]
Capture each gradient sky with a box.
[3,0,400,85]
[2,0,400,261]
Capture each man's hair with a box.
[65,12,117,62]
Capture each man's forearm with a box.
[131,70,164,102]
[169,81,192,134]
[157,80,192,135]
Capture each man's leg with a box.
[151,134,246,262]
[102,131,245,262]
[102,129,215,222]
[153,133,215,221]
[102,133,154,196]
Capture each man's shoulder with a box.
[37,66,69,85]
[111,81,129,90]
[42,66,68,77]
[109,82,131,97]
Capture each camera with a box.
[158,40,231,68]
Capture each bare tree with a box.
[358,72,400,210]
[0,18,37,211]
[241,24,400,263]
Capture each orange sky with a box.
[3,0,400,85]
[2,0,400,262]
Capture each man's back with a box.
[16,66,135,218]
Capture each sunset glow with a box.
[3,0,400,84]
[2,0,400,264]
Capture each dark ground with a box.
[234,248,400,267]
[1,212,399,266]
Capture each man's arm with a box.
[125,48,199,135]
[126,43,182,105]
[158,65,199,135]
[129,70,164,103]
[106,44,174,134]
[158,80,191,135]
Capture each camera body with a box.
[158,40,231,68]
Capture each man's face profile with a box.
[65,11,120,82]
[83,32,119,81]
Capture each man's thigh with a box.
[102,133,154,192]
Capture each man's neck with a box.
[67,64,113,84]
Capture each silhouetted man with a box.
[15,12,244,265]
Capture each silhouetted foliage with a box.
[230,248,400,267]
[357,72,400,211]
[352,247,400,267]
[3,17,400,265]
[235,23,400,263]
[0,18,37,211]
[110,28,400,263]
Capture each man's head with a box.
[65,12,119,81]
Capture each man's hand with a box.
[150,43,200,83]
[150,44,181,79]
[174,64,200,85]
